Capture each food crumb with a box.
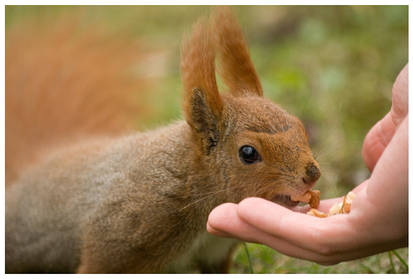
[307,191,356,218]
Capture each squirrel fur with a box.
[6,9,321,273]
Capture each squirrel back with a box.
[5,18,142,185]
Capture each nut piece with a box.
[328,201,343,215]
[307,208,328,218]
[291,192,311,203]
[309,190,320,209]
[341,191,355,214]
[308,191,356,218]
[291,190,320,208]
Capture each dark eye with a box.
[239,145,261,165]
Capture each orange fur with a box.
[212,8,263,97]
[181,17,223,125]
[5,18,142,185]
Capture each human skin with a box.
[207,65,408,265]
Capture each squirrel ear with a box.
[181,17,223,153]
[185,88,222,153]
[212,8,263,97]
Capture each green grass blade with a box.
[243,242,254,274]
[388,251,396,273]
[359,262,375,273]
[392,250,408,270]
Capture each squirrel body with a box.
[6,9,320,273]
[6,122,236,273]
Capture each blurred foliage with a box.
[6,5,408,274]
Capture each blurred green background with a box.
[6,5,408,274]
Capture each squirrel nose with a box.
[303,162,321,184]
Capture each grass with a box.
[5,5,408,274]
[233,243,408,274]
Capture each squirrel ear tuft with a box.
[212,7,263,97]
[181,18,223,154]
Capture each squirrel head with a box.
[180,9,320,207]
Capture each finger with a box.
[207,202,340,264]
[391,64,408,125]
[207,202,268,243]
[362,113,396,171]
[206,222,232,238]
[364,117,408,213]
[237,197,357,253]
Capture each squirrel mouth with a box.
[272,194,300,208]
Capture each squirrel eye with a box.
[239,145,261,165]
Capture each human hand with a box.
[206,65,408,265]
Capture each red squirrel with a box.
[6,9,320,273]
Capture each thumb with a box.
[391,64,408,125]
[362,64,408,171]
[362,112,396,171]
